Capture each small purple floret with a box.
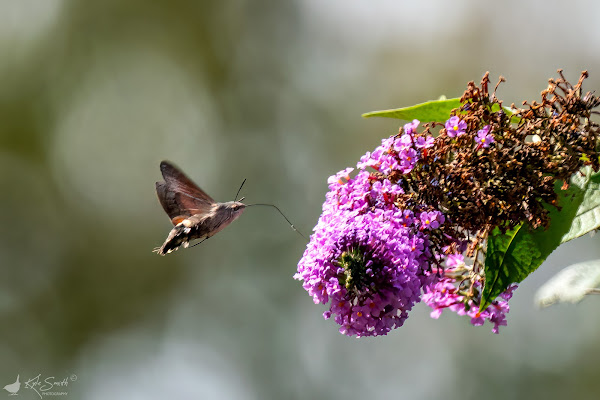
[419,211,445,230]
[475,125,494,148]
[445,116,467,137]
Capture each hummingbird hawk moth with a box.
[154,161,304,255]
[154,161,247,255]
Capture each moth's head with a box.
[220,201,246,217]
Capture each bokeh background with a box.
[2,1,600,399]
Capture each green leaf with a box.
[481,223,537,311]
[560,170,600,243]
[481,170,591,311]
[362,98,515,123]
[535,259,600,307]
[362,98,461,123]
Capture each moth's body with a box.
[155,161,246,255]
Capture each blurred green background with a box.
[2,1,600,399]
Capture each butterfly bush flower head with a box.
[445,116,467,137]
[296,166,438,337]
[297,116,518,336]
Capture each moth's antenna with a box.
[234,178,247,201]
[246,203,307,240]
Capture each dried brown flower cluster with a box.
[395,70,600,247]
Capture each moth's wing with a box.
[156,161,215,225]
[159,161,216,203]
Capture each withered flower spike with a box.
[409,71,600,249]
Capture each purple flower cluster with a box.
[295,169,435,336]
[421,255,516,334]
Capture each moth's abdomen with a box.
[154,219,207,255]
